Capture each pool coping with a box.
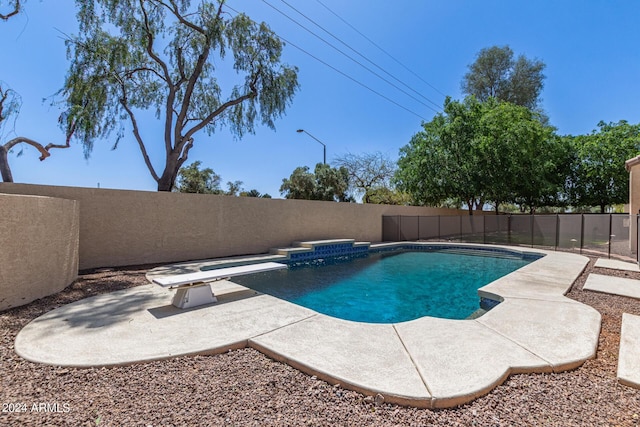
[14,242,601,409]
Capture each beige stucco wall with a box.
[627,158,640,254]
[0,183,464,270]
[0,193,79,311]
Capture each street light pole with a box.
[296,129,326,165]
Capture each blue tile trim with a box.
[286,243,368,262]
[369,244,543,261]
[480,297,501,311]
[284,242,542,264]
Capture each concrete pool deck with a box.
[14,243,601,408]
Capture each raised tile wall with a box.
[288,243,369,261]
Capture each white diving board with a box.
[153,262,287,309]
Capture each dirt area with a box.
[1,258,640,426]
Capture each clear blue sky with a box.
[1,0,639,198]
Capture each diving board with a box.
[153,262,287,309]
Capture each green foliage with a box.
[0,83,20,139]
[176,161,272,197]
[280,163,353,202]
[225,180,244,196]
[478,99,568,212]
[60,0,299,191]
[395,96,485,211]
[567,121,640,212]
[395,97,568,213]
[239,188,270,197]
[364,187,412,205]
[174,160,221,194]
[462,45,545,110]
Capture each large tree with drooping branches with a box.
[60,0,299,191]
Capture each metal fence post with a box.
[483,215,486,245]
[530,214,534,248]
[555,213,559,251]
[580,214,585,254]
[608,213,612,259]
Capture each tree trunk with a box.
[0,145,13,182]
[157,154,181,191]
[157,171,176,191]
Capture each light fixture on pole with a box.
[296,129,326,165]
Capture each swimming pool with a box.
[232,247,537,323]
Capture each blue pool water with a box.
[232,249,533,323]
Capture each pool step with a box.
[270,239,371,261]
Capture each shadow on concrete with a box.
[147,289,262,319]
[29,287,167,332]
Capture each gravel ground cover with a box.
[2,257,640,426]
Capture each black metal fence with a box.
[382,213,636,261]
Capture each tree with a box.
[395,96,486,213]
[60,0,299,191]
[240,188,271,198]
[365,187,411,205]
[462,45,545,110]
[395,96,567,214]
[225,180,244,196]
[0,84,69,182]
[174,160,221,194]
[280,163,352,202]
[333,152,396,203]
[477,99,568,213]
[1,0,22,20]
[568,121,640,212]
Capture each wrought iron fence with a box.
[382,213,636,262]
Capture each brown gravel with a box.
[2,259,640,426]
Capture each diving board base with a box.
[171,283,218,309]
[153,262,288,309]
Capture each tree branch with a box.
[4,136,68,161]
[176,47,186,81]
[175,42,213,142]
[139,0,175,154]
[0,0,20,21]
[118,85,160,182]
[157,0,207,35]
[0,89,8,121]
[172,0,226,143]
[183,80,257,141]
[123,66,167,82]
[177,137,193,168]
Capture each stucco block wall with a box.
[628,161,640,253]
[0,193,79,311]
[0,183,463,270]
